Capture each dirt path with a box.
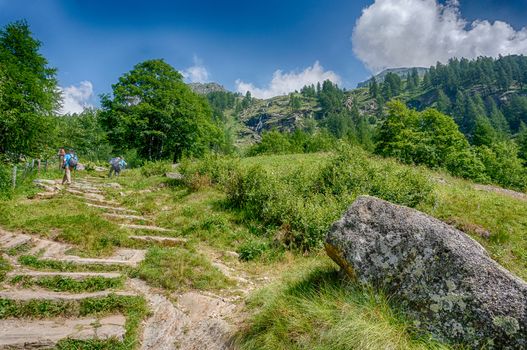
[1,176,265,349]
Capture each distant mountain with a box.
[357,67,428,88]
[188,82,227,95]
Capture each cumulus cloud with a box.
[182,56,209,83]
[352,0,527,72]
[235,61,341,99]
[58,80,93,115]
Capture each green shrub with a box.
[180,153,241,187]
[237,240,269,261]
[0,163,13,199]
[140,161,172,177]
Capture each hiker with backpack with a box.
[62,149,78,185]
[108,156,126,177]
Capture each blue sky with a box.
[1,0,526,112]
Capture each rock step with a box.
[120,224,172,232]
[72,195,119,206]
[34,192,57,199]
[2,234,32,249]
[129,235,187,246]
[85,203,139,214]
[0,290,137,302]
[0,231,32,250]
[0,315,126,348]
[6,271,122,280]
[104,213,151,221]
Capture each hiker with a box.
[57,147,66,170]
[62,149,78,185]
[108,156,127,177]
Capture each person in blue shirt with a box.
[62,149,78,185]
[108,156,127,177]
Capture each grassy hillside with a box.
[1,149,525,349]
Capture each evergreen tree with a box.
[436,89,451,113]
[472,116,497,147]
[411,68,420,88]
[517,122,527,161]
[369,77,379,98]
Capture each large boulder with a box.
[325,196,527,349]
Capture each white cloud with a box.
[58,81,93,115]
[182,56,209,83]
[235,61,341,99]
[352,0,527,72]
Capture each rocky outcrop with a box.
[325,196,527,349]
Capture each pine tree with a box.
[517,122,527,161]
[436,89,451,113]
[411,68,420,88]
[369,77,379,98]
[473,116,497,147]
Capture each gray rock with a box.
[325,195,527,349]
[165,172,184,180]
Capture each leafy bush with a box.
[247,130,336,156]
[237,240,269,261]
[187,146,435,250]
[140,161,172,177]
[0,163,12,199]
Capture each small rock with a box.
[165,172,184,180]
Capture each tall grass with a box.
[234,258,450,350]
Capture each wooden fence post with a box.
[12,165,17,188]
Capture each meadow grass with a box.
[132,246,234,292]
[0,195,127,257]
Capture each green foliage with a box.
[185,147,434,250]
[0,20,59,160]
[100,59,227,162]
[0,162,12,199]
[56,109,113,162]
[375,101,527,190]
[476,141,527,191]
[140,160,172,177]
[376,101,469,169]
[517,122,527,161]
[247,130,336,156]
[237,240,269,261]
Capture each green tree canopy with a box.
[376,101,469,169]
[0,20,59,160]
[100,59,225,161]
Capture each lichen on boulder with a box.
[325,195,527,349]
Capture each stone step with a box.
[120,224,172,232]
[104,213,151,221]
[2,234,32,249]
[1,230,146,267]
[0,231,32,250]
[129,235,187,246]
[0,290,137,302]
[6,271,122,280]
[85,203,138,214]
[0,315,126,348]
[34,192,57,199]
